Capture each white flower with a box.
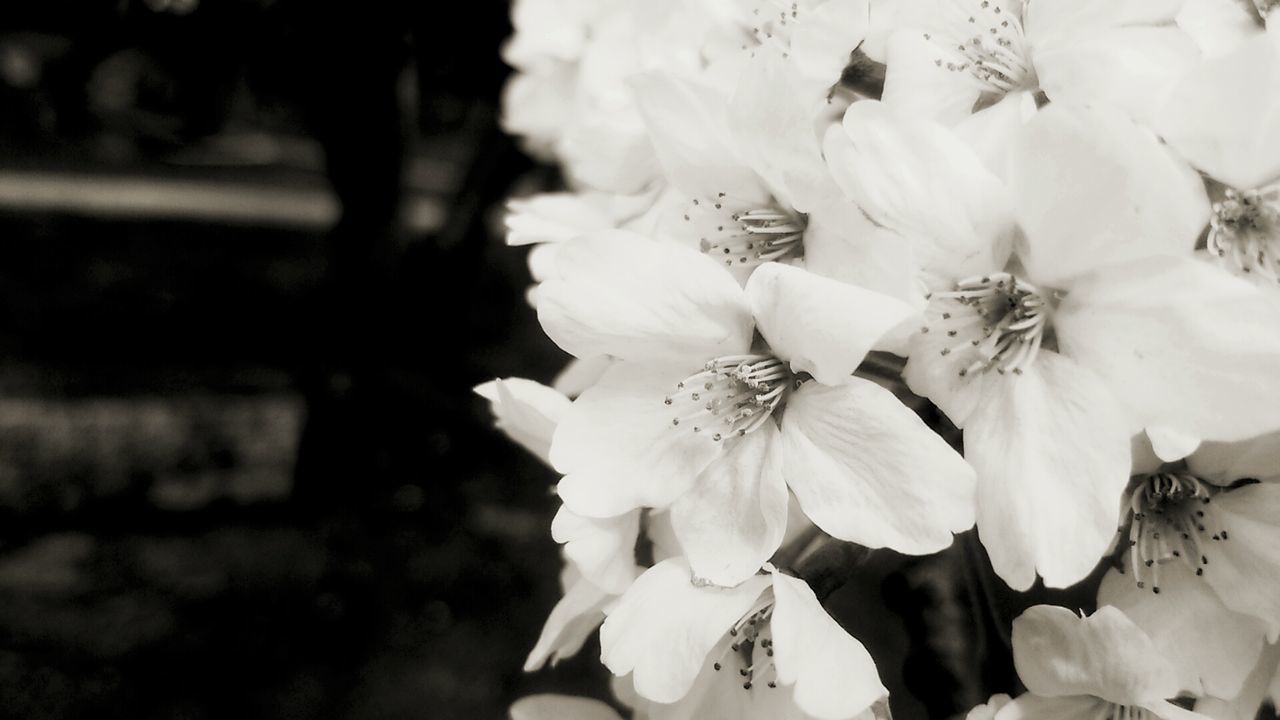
[828,99,1280,590]
[880,0,1199,137]
[538,232,975,586]
[998,605,1211,720]
[1096,431,1280,697]
[600,558,886,720]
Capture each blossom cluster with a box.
[485,0,1280,718]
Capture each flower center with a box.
[685,194,807,269]
[922,272,1051,377]
[665,354,792,442]
[1208,185,1280,284]
[713,595,779,691]
[927,0,1036,100]
[1120,472,1228,594]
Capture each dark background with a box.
[0,3,1107,719]
[0,2,592,718]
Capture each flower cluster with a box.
[486,0,1280,717]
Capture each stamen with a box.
[1208,184,1280,284]
[666,355,792,441]
[688,194,807,270]
[927,0,1035,100]
[1121,472,1226,593]
[920,272,1050,378]
[712,592,780,692]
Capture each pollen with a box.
[921,272,1051,378]
[665,355,792,441]
[1208,184,1280,284]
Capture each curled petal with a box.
[475,378,572,465]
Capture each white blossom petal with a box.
[537,231,755,365]
[824,100,1013,280]
[552,363,725,517]
[993,694,1110,720]
[745,262,918,385]
[1056,255,1280,443]
[552,506,642,595]
[1201,483,1280,641]
[475,378,572,465]
[779,377,977,555]
[1012,605,1180,705]
[1157,31,1280,190]
[524,575,613,672]
[1099,564,1266,699]
[671,425,789,588]
[966,353,1131,590]
[770,572,887,720]
[1187,430,1280,484]
[600,558,772,704]
[1010,103,1209,287]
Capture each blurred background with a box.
[0,1,592,717]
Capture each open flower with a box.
[827,99,1280,590]
[601,558,886,720]
[1155,30,1280,293]
[1096,431,1280,700]
[538,231,975,586]
[997,605,1210,720]
[881,0,1199,146]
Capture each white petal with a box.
[1031,24,1199,125]
[600,558,771,704]
[1187,430,1280,484]
[510,694,625,720]
[779,377,977,555]
[630,71,767,203]
[825,101,1013,281]
[728,52,837,212]
[1012,605,1180,705]
[505,191,646,247]
[802,201,924,308]
[1099,564,1266,699]
[1177,0,1266,58]
[537,231,755,365]
[553,355,615,398]
[1157,31,1280,190]
[1201,482,1280,641]
[671,425,790,588]
[1142,701,1216,720]
[788,0,872,103]
[1056,255,1280,443]
[552,506,642,595]
[881,30,983,125]
[1025,0,1185,37]
[745,263,918,385]
[954,92,1038,182]
[475,378,572,465]
[524,576,612,672]
[1146,426,1203,464]
[770,572,887,720]
[993,694,1110,720]
[552,363,726,517]
[967,694,1013,720]
[966,354,1131,590]
[1010,103,1209,287]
